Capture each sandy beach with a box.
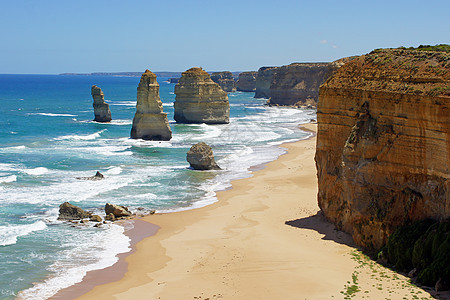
[66,123,436,300]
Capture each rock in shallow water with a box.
[58,202,92,220]
[105,203,132,218]
[186,142,221,170]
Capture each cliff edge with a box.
[315,48,449,250]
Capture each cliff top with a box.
[323,48,450,97]
[184,67,209,75]
[142,69,157,78]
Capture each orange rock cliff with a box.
[315,48,450,250]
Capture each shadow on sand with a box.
[285,211,356,248]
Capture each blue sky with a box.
[1,0,449,74]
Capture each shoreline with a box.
[58,123,435,299]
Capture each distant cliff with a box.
[210,71,236,92]
[237,72,257,92]
[268,63,331,106]
[315,48,450,250]
[255,67,278,98]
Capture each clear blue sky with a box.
[1,0,449,74]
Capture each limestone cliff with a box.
[315,48,450,250]
[268,63,331,107]
[91,85,112,122]
[237,71,257,92]
[174,67,229,124]
[130,70,172,140]
[210,71,236,92]
[254,67,278,98]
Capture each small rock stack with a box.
[91,85,112,122]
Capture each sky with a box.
[0,0,449,74]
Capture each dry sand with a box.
[70,123,437,300]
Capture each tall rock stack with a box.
[254,67,278,98]
[315,48,450,250]
[130,70,172,140]
[268,63,332,107]
[210,71,236,92]
[237,71,257,92]
[91,85,112,122]
[174,67,230,124]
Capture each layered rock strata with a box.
[268,63,331,107]
[315,48,450,250]
[254,67,278,98]
[210,71,236,92]
[174,67,229,124]
[131,70,172,140]
[91,85,112,122]
[237,71,257,92]
[187,142,221,170]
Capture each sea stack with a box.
[186,142,221,170]
[130,70,172,140]
[91,85,112,122]
[254,67,278,99]
[315,48,450,250]
[210,71,236,92]
[174,67,229,124]
[237,71,257,92]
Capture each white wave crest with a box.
[28,113,77,117]
[55,129,106,141]
[23,167,48,176]
[0,175,17,183]
[0,221,47,246]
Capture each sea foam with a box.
[0,221,47,246]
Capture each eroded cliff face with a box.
[210,71,236,92]
[91,85,112,122]
[315,49,450,250]
[131,70,172,140]
[174,67,229,124]
[237,71,257,92]
[268,63,331,107]
[255,67,278,98]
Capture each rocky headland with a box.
[236,71,257,92]
[315,48,450,251]
[174,67,230,124]
[130,70,172,140]
[254,67,278,99]
[91,85,112,122]
[268,63,332,107]
[210,71,236,92]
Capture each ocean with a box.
[0,74,315,299]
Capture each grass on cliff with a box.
[372,44,450,53]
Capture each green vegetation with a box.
[401,44,450,52]
[385,218,450,286]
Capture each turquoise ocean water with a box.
[0,74,315,299]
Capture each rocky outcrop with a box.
[174,67,229,124]
[105,203,132,218]
[75,171,104,181]
[315,48,450,250]
[168,78,179,84]
[268,63,332,107]
[131,70,172,140]
[237,71,257,92]
[187,142,221,170]
[254,67,278,98]
[58,202,92,220]
[91,85,112,122]
[210,71,236,92]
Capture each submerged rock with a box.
[76,171,104,181]
[131,70,172,141]
[187,142,221,170]
[91,85,112,122]
[105,203,132,218]
[58,202,92,220]
[210,71,236,92]
[174,67,229,124]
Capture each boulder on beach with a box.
[58,202,92,220]
[186,142,221,170]
[105,203,132,218]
